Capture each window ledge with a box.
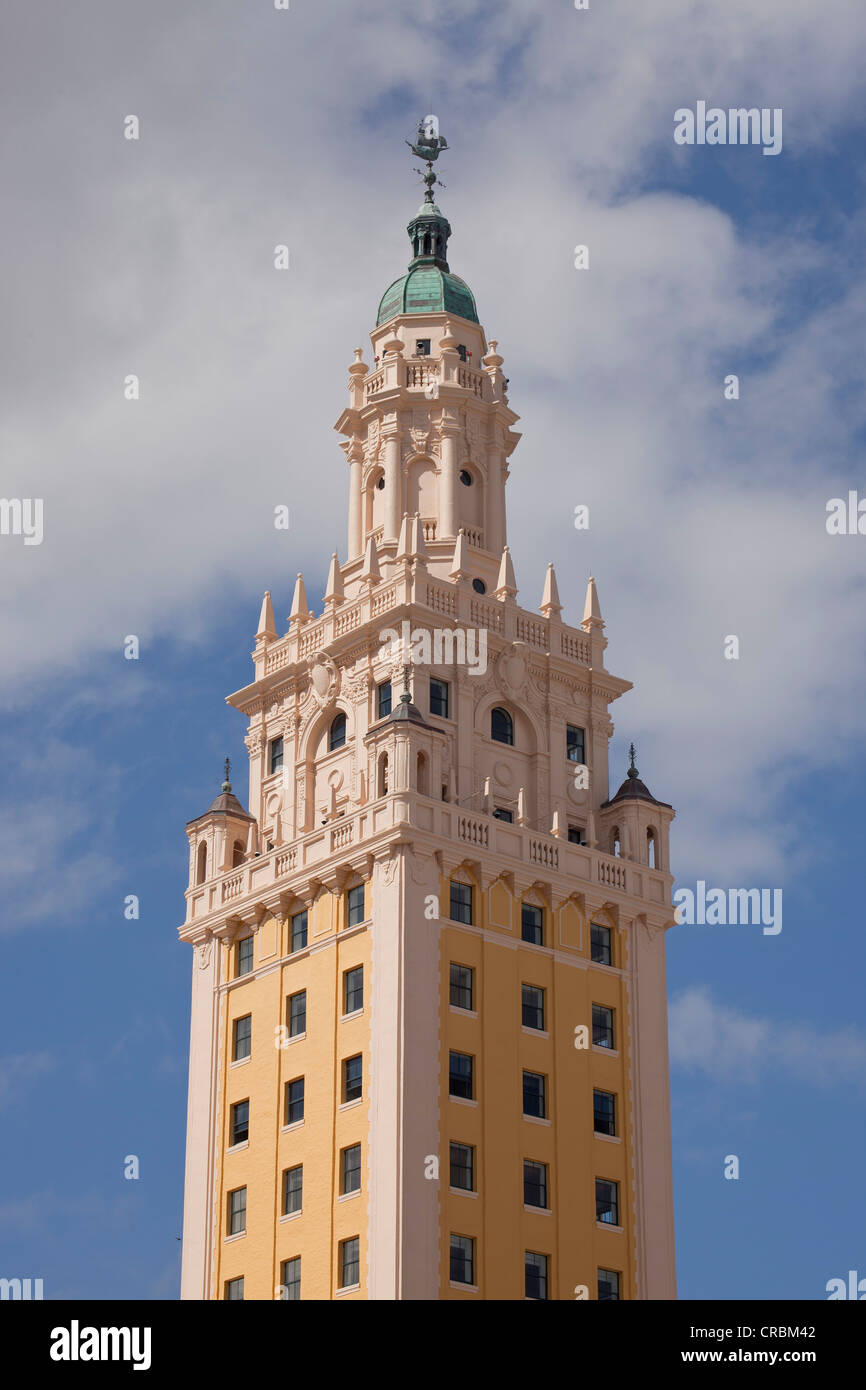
[338,1189,361,1203]
[341,1008,364,1023]
[279,1209,302,1224]
[591,1045,619,1058]
[223,1231,246,1243]
[594,1131,622,1144]
[521,1026,549,1039]
[596,1221,624,1234]
[449,1281,478,1292]
[284,1031,306,1047]
[339,1097,363,1111]
[523,1114,550,1126]
[230,1056,251,1069]
[448,1186,478,1199]
[226,1141,249,1155]
[335,1283,360,1298]
[280,1119,304,1134]
[449,1006,478,1019]
[449,1095,477,1107]
[523,1204,552,1216]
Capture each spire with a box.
[222,757,232,793]
[494,545,518,602]
[539,562,562,620]
[256,590,277,641]
[324,553,344,605]
[289,572,310,625]
[450,528,470,581]
[405,116,451,270]
[396,513,411,562]
[628,742,638,777]
[581,575,603,628]
[360,534,381,585]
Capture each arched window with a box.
[377,752,389,798]
[329,712,347,751]
[416,751,429,796]
[647,829,656,869]
[491,707,514,746]
[232,840,245,868]
[196,841,208,885]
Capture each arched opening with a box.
[647,829,656,869]
[232,839,245,868]
[491,706,514,746]
[329,712,347,751]
[377,752,389,798]
[611,826,621,859]
[196,841,208,885]
[416,751,429,796]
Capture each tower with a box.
[178,124,677,1301]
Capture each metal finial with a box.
[406,115,449,203]
[401,663,412,703]
[627,743,638,778]
[222,756,232,792]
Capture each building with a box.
[178,127,677,1301]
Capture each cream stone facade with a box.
[178,144,678,1301]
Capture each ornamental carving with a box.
[308,652,339,708]
[196,941,212,971]
[496,641,530,699]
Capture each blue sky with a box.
[1,0,865,1299]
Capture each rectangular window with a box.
[449,962,474,1011]
[236,935,254,977]
[290,910,308,953]
[450,1142,474,1191]
[230,1100,249,1146]
[285,1077,304,1125]
[591,922,612,966]
[566,724,586,764]
[339,1237,360,1290]
[521,984,545,1031]
[429,677,450,719]
[592,1003,615,1049]
[232,1015,251,1062]
[415,338,431,356]
[594,1089,616,1136]
[342,1144,361,1194]
[524,1160,548,1210]
[450,1234,474,1285]
[449,880,473,925]
[288,990,306,1038]
[493,807,513,822]
[449,1050,474,1100]
[521,903,543,946]
[269,735,284,774]
[598,1268,620,1301]
[525,1251,548,1301]
[225,1277,244,1301]
[346,883,365,926]
[523,1070,546,1119]
[567,824,585,845]
[456,344,468,363]
[377,681,392,719]
[343,1054,363,1103]
[596,1178,619,1226]
[281,1257,301,1301]
[283,1164,303,1215]
[344,965,363,1015]
[228,1186,246,1235]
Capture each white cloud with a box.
[669,986,866,1087]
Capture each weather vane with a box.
[407,115,449,203]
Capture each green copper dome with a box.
[376,193,479,326]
